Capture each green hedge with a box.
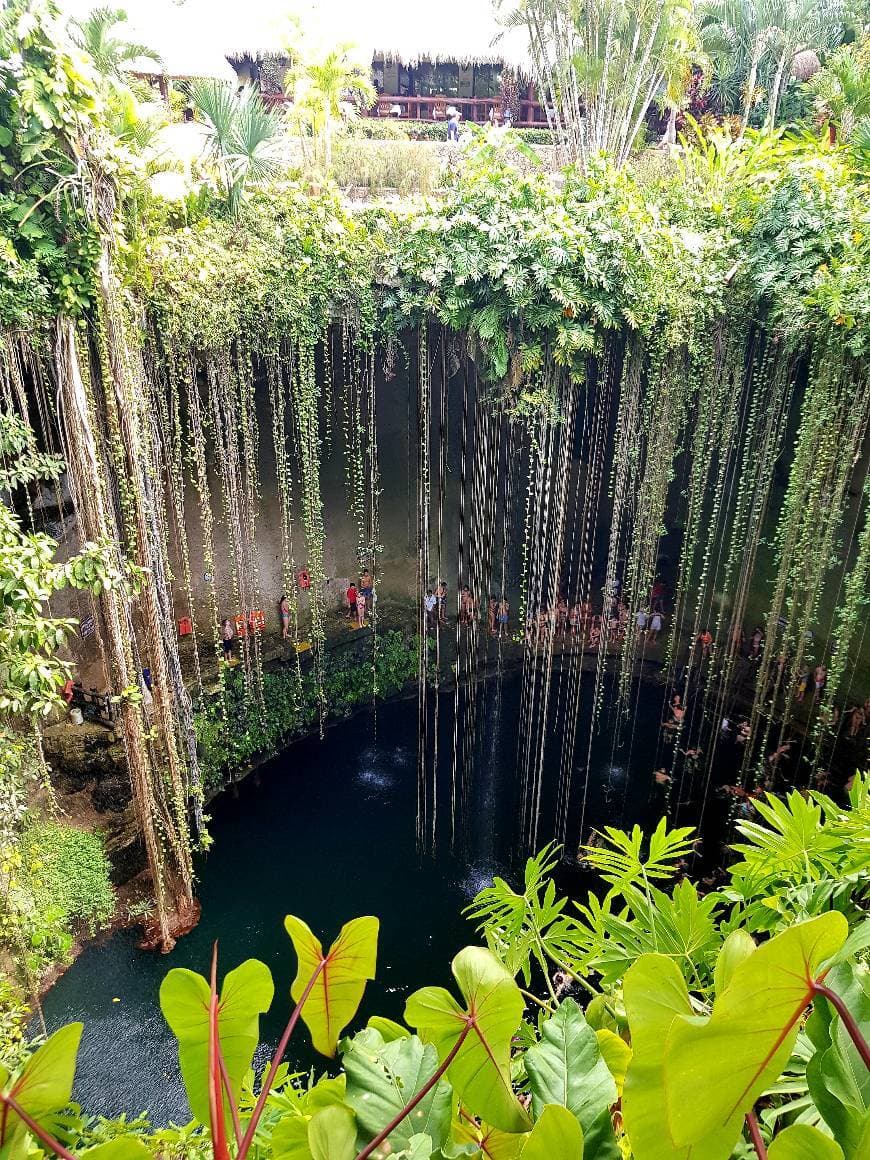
[195,631,420,791]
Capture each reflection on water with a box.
[39,673,664,1123]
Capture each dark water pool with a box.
[39,671,666,1124]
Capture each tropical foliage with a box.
[0,7,868,1153]
[187,81,285,218]
[1,797,867,1158]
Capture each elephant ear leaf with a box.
[767,1123,845,1160]
[664,913,848,1153]
[284,915,379,1057]
[405,946,531,1133]
[520,1104,584,1160]
[0,1023,82,1150]
[623,955,711,1160]
[160,957,274,1131]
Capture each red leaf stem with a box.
[745,1110,768,1160]
[0,1094,77,1160]
[813,982,870,1070]
[236,956,328,1160]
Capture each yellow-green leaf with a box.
[285,914,379,1057]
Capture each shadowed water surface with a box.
[40,672,664,1123]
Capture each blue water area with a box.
[39,671,665,1124]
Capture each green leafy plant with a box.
[187,80,284,216]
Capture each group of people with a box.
[423,582,510,636]
[345,570,375,628]
[529,588,668,651]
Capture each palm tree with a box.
[496,0,701,166]
[70,6,163,80]
[187,80,284,217]
[701,0,780,132]
[805,33,870,141]
[701,0,844,132]
[286,45,375,170]
[763,0,844,129]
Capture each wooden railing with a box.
[263,91,545,127]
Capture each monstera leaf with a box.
[520,1104,585,1160]
[160,958,274,1133]
[284,915,379,1057]
[624,913,848,1160]
[0,1023,82,1153]
[342,1027,452,1154]
[405,946,531,1133]
[524,999,617,1157]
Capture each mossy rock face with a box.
[43,721,127,793]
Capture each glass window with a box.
[473,65,502,99]
[416,62,460,97]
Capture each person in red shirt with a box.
[346,582,357,620]
[698,629,713,657]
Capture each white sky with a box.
[56,0,517,78]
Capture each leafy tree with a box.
[69,5,162,82]
[497,0,699,165]
[187,80,284,217]
[286,43,376,170]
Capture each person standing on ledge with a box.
[280,594,290,640]
[497,596,510,637]
[356,587,367,628]
[346,580,357,622]
[648,610,663,642]
[221,618,234,662]
[425,588,437,630]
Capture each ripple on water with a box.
[453,860,509,900]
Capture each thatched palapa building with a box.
[226,0,542,126]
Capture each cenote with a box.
[40,672,666,1123]
[5,7,870,1156]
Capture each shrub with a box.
[194,631,420,790]
[19,821,115,938]
[350,120,555,145]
